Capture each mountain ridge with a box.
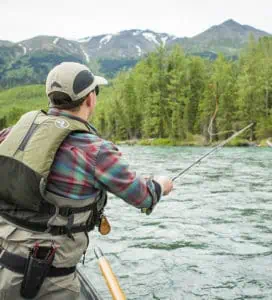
[1,19,271,60]
[0,19,271,88]
[2,19,271,44]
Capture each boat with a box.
[78,267,103,300]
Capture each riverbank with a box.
[115,137,271,147]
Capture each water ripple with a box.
[84,146,272,300]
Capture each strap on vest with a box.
[1,213,96,236]
[0,190,107,237]
[40,199,97,217]
[58,203,96,217]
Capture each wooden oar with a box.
[94,247,126,300]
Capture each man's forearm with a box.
[94,141,161,210]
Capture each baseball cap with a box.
[46,62,108,102]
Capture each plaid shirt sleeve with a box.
[0,127,12,144]
[0,123,160,210]
[93,140,160,209]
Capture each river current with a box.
[79,146,272,300]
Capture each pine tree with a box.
[167,46,189,139]
[142,47,168,138]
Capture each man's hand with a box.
[154,176,173,196]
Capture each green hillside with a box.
[0,85,47,127]
[1,37,272,146]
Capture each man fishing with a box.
[0,62,173,299]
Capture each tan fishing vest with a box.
[0,110,107,236]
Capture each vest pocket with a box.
[0,156,43,212]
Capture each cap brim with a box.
[73,74,108,101]
[94,75,108,86]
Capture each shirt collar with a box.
[47,108,98,134]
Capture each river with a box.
[79,146,272,300]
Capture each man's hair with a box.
[48,91,89,112]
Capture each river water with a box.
[79,146,272,300]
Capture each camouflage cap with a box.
[46,62,108,101]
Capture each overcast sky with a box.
[0,0,271,42]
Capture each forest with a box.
[1,36,272,145]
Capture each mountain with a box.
[18,36,84,59]
[78,30,177,59]
[0,40,14,47]
[187,19,271,54]
[193,19,269,43]
[0,19,271,88]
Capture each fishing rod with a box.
[172,123,254,182]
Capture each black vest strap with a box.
[0,193,107,236]
[0,247,76,277]
[58,202,96,217]
[0,214,95,236]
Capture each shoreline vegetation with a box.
[115,137,271,147]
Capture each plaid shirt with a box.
[0,109,160,209]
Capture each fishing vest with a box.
[0,110,107,237]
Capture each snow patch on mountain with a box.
[19,43,27,55]
[143,32,160,45]
[53,38,59,45]
[100,35,112,45]
[133,30,142,36]
[80,46,89,62]
[78,36,93,43]
[161,36,168,46]
[135,45,142,56]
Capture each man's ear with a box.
[86,93,93,107]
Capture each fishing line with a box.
[172,123,254,182]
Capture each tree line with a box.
[93,36,272,144]
[1,36,272,145]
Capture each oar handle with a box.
[94,247,126,300]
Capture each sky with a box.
[0,0,271,42]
